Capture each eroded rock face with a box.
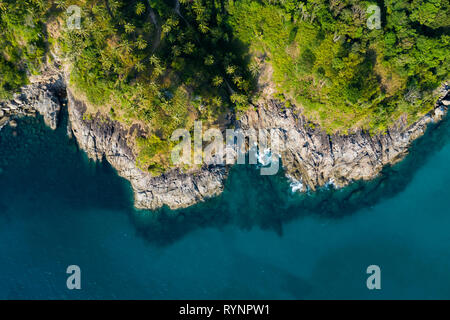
[0,70,65,130]
[2,66,448,210]
[237,88,449,190]
[66,90,227,210]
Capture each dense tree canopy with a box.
[229,0,449,132]
[0,0,48,98]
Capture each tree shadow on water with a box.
[0,111,134,215]
[130,116,450,247]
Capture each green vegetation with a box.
[60,0,254,130]
[135,134,170,175]
[0,0,448,170]
[229,0,449,133]
[0,0,49,99]
[57,0,256,171]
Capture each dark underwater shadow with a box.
[2,107,449,248]
[130,115,450,246]
[0,110,134,216]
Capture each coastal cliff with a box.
[0,68,65,131]
[238,89,449,191]
[1,69,448,210]
[66,89,227,210]
[1,0,449,212]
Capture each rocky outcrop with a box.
[0,69,65,130]
[1,67,227,210]
[2,65,448,210]
[66,90,227,210]
[66,82,449,208]
[238,86,449,191]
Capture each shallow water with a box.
[0,111,450,299]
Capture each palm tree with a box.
[212,75,223,87]
[198,22,209,33]
[55,0,67,10]
[226,65,236,75]
[108,0,122,15]
[172,45,181,56]
[135,61,145,72]
[249,61,260,77]
[135,36,148,50]
[153,64,165,77]
[204,55,214,66]
[183,42,195,54]
[124,23,135,34]
[149,54,159,66]
[135,2,145,16]
[32,0,45,10]
[100,53,113,70]
[297,4,309,21]
[120,40,133,54]
[233,75,244,89]
[192,0,205,18]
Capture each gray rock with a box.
[1,67,64,130]
[9,120,17,128]
[67,89,227,210]
[20,78,64,130]
[0,116,9,129]
[67,82,448,209]
[1,62,448,210]
[237,89,448,191]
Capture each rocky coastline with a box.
[0,70,65,131]
[66,89,227,210]
[238,88,449,191]
[1,68,448,210]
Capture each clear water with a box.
[1,110,450,299]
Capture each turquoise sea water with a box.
[1,110,450,299]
